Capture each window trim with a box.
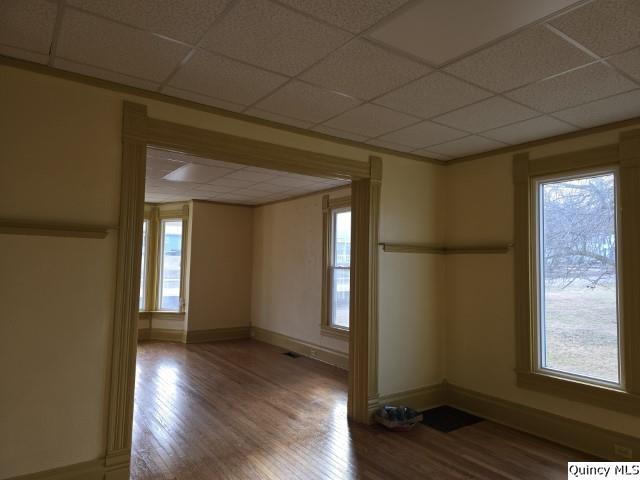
[513,137,640,415]
[321,194,351,338]
[139,219,150,311]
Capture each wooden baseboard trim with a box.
[184,326,251,343]
[5,457,121,480]
[137,327,185,343]
[446,383,640,461]
[251,326,348,370]
[378,383,447,412]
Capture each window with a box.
[513,136,640,414]
[139,220,149,310]
[322,195,351,336]
[534,171,620,385]
[158,219,183,311]
[138,204,188,313]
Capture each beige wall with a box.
[185,200,253,332]
[251,188,351,354]
[444,129,640,437]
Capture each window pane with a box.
[331,268,350,329]
[139,220,148,310]
[538,172,619,384]
[334,210,351,267]
[159,220,183,311]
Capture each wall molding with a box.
[185,326,251,343]
[380,243,512,254]
[378,383,447,412]
[5,457,128,480]
[0,219,114,239]
[138,327,185,343]
[251,326,349,370]
[447,383,640,461]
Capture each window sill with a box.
[516,370,640,416]
[321,325,349,339]
[138,310,184,317]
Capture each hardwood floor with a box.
[131,340,591,479]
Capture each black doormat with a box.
[421,406,484,432]
[283,351,300,358]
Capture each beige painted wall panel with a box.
[0,235,116,478]
[251,189,350,354]
[444,133,640,437]
[186,201,253,332]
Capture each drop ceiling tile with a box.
[552,89,640,128]
[225,169,278,182]
[233,188,274,198]
[609,47,640,82]
[374,72,492,119]
[506,63,637,113]
[322,103,419,137]
[192,184,236,193]
[254,81,361,124]
[365,139,413,152]
[56,8,190,82]
[0,44,49,64]
[0,0,57,54]
[444,25,594,93]
[207,177,256,188]
[276,0,408,33]
[482,116,577,144]
[300,39,431,100]
[377,120,468,148]
[170,49,288,105]
[251,182,295,193]
[550,0,640,57]
[54,58,160,91]
[146,155,185,172]
[312,125,370,142]
[366,0,583,65]
[200,0,351,76]
[412,149,452,161]
[162,86,246,113]
[427,136,507,157]
[66,0,231,45]
[243,108,314,129]
[163,164,234,183]
[433,96,538,133]
[268,176,317,187]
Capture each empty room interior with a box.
[1,0,640,479]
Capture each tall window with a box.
[139,220,149,310]
[322,195,351,336]
[158,219,183,311]
[535,171,620,385]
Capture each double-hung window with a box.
[322,195,351,336]
[513,134,640,414]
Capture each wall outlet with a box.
[614,444,633,459]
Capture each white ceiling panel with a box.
[378,120,467,148]
[312,125,370,142]
[550,0,640,57]
[374,72,492,119]
[444,25,594,92]
[163,164,234,183]
[411,149,452,161]
[66,0,231,45]
[200,0,351,76]
[224,169,278,182]
[254,81,362,124]
[56,8,191,82]
[433,96,538,133]
[207,177,256,188]
[367,0,583,65]
[322,103,419,137]
[553,89,640,128]
[482,115,576,144]
[169,49,288,106]
[54,58,160,91]
[300,39,431,100]
[161,86,246,113]
[0,44,49,64]
[366,139,415,153]
[277,0,409,33]
[427,135,507,157]
[0,0,57,55]
[506,63,638,113]
[243,108,314,129]
[609,47,640,82]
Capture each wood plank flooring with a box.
[131,340,591,479]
